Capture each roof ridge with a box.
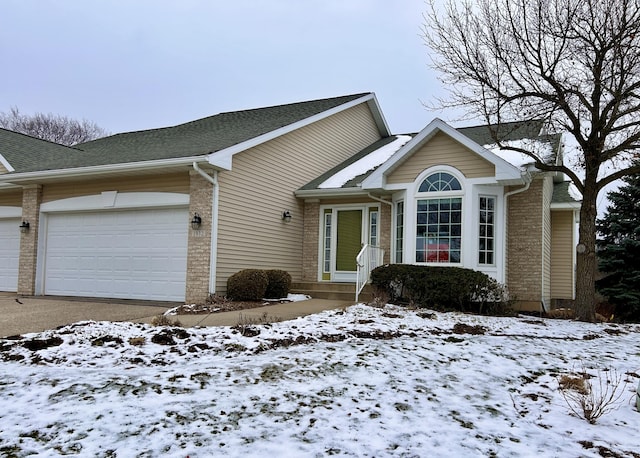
[78,92,372,146]
[0,127,85,151]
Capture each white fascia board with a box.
[551,202,581,210]
[0,156,209,183]
[362,118,524,189]
[207,93,387,169]
[0,153,15,172]
[294,187,370,199]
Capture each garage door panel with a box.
[0,218,20,292]
[44,208,189,301]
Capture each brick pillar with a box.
[17,185,42,295]
[379,203,392,264]
[185,170,213,304]
[302,199,320,281]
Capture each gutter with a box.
[0,155,212,184]
[192,162,219,295]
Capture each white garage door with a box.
[44,208,189,301]
[0,218,20,292]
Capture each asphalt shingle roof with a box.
[0,93,370,174]
[552,181,581,204]
[0,128,84,173]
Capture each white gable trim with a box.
[0,153,15,172]
[207,93,391,170]
[362,118,524,190]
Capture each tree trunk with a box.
[574,181,598,322]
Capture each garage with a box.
[43,207,189,301]
[0,218,20,292]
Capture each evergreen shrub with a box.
[227,269,269,301]
[370,264,512,315]
[264,269,292,299]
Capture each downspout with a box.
[192,162,219,295]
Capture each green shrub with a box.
[370,264,512,315]
[264,269,292,299]
[227,269,269,301]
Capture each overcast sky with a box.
[0,0,464,135]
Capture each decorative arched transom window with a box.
[415,171,462,263]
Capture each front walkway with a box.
[0,293,353,337]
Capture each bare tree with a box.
[0,106,108,146]
[423,0,640,321]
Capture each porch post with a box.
[302,199,320,281]
[17,185,42,296]
[185,170,213,304]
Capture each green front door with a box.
[335,209,363,276]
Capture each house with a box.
[0,93,580,311]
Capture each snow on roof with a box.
[483,138,554,170]
[568,182,582,201]
[318,135,412,189]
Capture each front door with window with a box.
[321,206,378,282]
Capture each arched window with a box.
[416,172,462,264]
[418,172,461,192]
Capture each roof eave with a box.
[294,187,370,199]
[551,202,581,210]
[0,156,211,183]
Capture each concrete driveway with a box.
[0,293,352,337]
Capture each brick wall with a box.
[380,203,391,264]
[17,185,41,295]
[302,200,320,281]
[185,170,213,304]
[507,178,544,305]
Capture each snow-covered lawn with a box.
[1,304,638,457]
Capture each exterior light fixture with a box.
[19,221,30,233]
[191,213,202,230]
[282,210,292,222]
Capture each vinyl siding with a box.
[387,132,495,184]
[550,210,575,299]
[0,163,7,174]
[215,103,382,293]
[41,172,189,203]
[0,190,22,207]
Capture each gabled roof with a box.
[297,118,563,197]
[362,118,526,190]
[0,93,388,180]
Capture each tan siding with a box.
[215,103,382,292]
[0,190,23,206]
[41,172,189,203]
[388,132,495,184]
[0,163,7,174]
[550,210,575,299]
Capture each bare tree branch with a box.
[0,106,109,146]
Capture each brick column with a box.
[302,199,320,281]
[17,185,42,296]
[185,170,213,304]
[379,203,392,264]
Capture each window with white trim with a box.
[323,210,332,274]
[478,196,496,265]
[416,172,462,264]
[369,208,379,246]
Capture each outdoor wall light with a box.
[191,213,202,230]
[19,221,30,233]
[282,210,292,222]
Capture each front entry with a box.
[321,205,378,282]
